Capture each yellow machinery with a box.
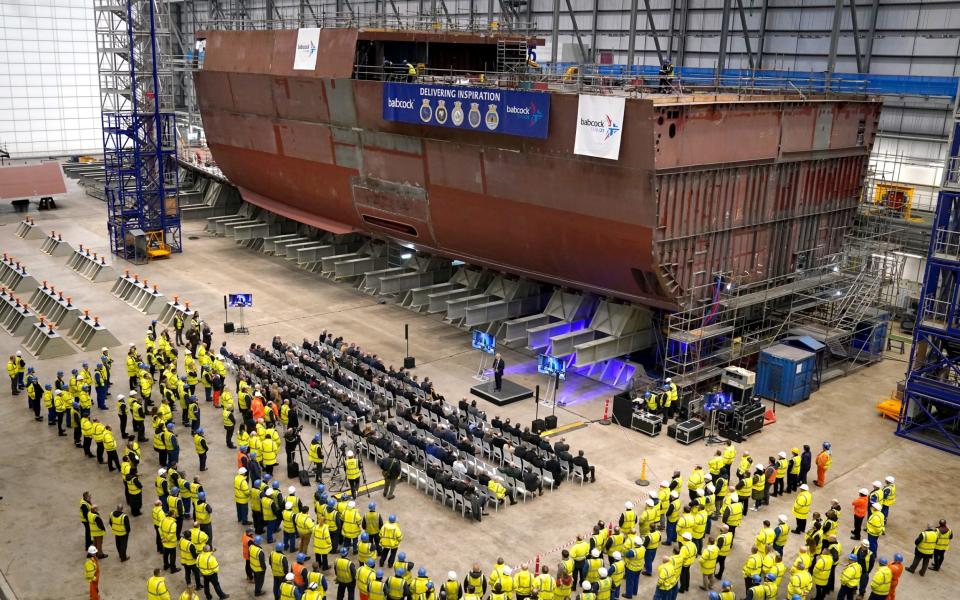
[145,230,172,259]
[872,182,922,221]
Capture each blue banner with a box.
[382,82,550,139]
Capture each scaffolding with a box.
[897,80,960,456]
[95,0,182,260]
[664,222,899,391]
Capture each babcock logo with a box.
[580,114,621,141]
[388,98,414,109]
[507,102,543,127]
[297,41,317,56]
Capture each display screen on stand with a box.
[471,330,496,354]
[537,354,566,381]
[228,293,253,308]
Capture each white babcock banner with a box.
[293,28,321,70]
[573,94,626,160]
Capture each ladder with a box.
[496,39,528,73]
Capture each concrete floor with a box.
[0,179,957,600]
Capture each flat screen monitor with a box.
[537,354,566,380]
[471,330,496,354]
[228,293,253,308]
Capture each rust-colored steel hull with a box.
[195,29,881,310]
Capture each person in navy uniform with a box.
[492,354,505,392]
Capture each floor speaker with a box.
[223,322,235,333]
[403,356,416,369]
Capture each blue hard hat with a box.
[720,581,731,588]
[297,553,307,562]
[139,363,147,369]
[82,385,90,391]
[272,481,280,489]
[82,362,88,367]
[180,376,187,381]
[389,514,396,523]
[196,428,204,434]
[398,552,406,561]
[45,384,51,389]
[198,492,206,500]
[751,574,761,583]
[367,559,376,567]
[878,558,887,566]
[72,401,80,408]
[171,487,180,495]
[427,582,434,590]
[708,593,720,600]
[368,502,376,510]
[254,536,262,544]
[340,547,349,556]
[57,371,63,376]
[396,568,405,577]
[848,554,858,560]
[823,442,831,450]
[317,484,325,493]
[418,567,426,577]
[166,422,174,429]
[361,533,369,542]
[894,553,903,562]
[313,434,321,442]
[27,367,34,372]
[793,596,802,600]
[327,499,336,508]
[152,320,157,324]
[72,369,78,374]
[376,570,383,579]
[254,480,262,487]
[766,573,776,581]
[249,451,257,458]
[276,543,285,552]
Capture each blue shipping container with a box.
[755,344,817,406]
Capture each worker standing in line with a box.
[336,546,358,600]
[811,547,834,600]
[698,536,719,591]
[197,545,230,600]
[7,355,18,395]
[160,512,180,573]
[195,428,209,471]
[235,468,251,524]
[89,505,108,558]
[868,557,892,600]
[815,443,832,488]
[887,553,904,600]
[250,535,268,596]
[308,434,324,483]
[653,558,678,600]
[110,504,131,562]
[881,477,896,522]
[379,515,402,568]
[866,503,885,556]
[271,542,291,599]
[786,447,801,493]
[148,568,172,600]
[85,546,100,600]
[792,484,812,533]
[181,585,202,600]
[104,425,121,471]
[906,523,938,575]
[851,489,869,540]
[345,451,362,499]
[837,553,862,600]
[278,572,299,600]
[799,445,813,485]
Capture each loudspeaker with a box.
[544,415,558,429]
[532,418,546,434]
[223,322,235,333]
[403,356,416,369]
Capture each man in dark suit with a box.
[492,353,505,392]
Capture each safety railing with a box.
[933,226,960,262]
[199,14,535,33]
[945,156,960,188]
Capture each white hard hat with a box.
[885,476,895,484]
[646,499,655,507]
[670,492,679,499]
[694,489,703,496]
[660,480,670,487]
[873,481,882,488]
[612,552,622,560]
[800,484,809,491]
[158,468,166,475]
[16,351,21,356]
[665,378,671,383]
[862,539,870,547]
[706,484,715,493]
[755,465,764,471]
[88,546,98,554]
[704,474,713,481]
[286,573,294,581]
[730,493,739,501]
[778,514,788,523]
[448,572,457,580]
[859,488,869,495]
[582,582,592,591]
[503,567,512,576]
[288,486,296,494]
[129,342,135,347]
[872,502,882,510]
[625,501,634,509]
[591,548,600,558]
[348,501,356,508]
[265,489,274,496]
[347,451,354,457]
[129,391,137,396]
[778,451,786,458]
[682,532,692,540]
[238,467,247,474]
[117,394,124,400]
[598,568,608,578]
[633,536,642,546]
[648,491,658,498]
[101,347,108,352]
[285,502,293,510]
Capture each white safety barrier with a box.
[0,254,38,293]
[22,319,74,358]
[0,288,39,337]
[15,217,44,240]
[158,296,196,327]
[39,231,73,257]
[110,272,165,313]
[66,311,120,350]
[66,245,115,283]
[27,283,79,326]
